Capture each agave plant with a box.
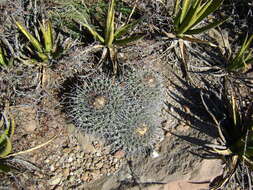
[0,41,14,68]
[201,91,253,189]
[0,111,56,173]
[0,112,15,172]
[173,0,228,39]
[78,0,143,74]
[163,0,228,81]
[226,34,253,72]
[0,112,15,157]
[0,46,9,68]
[15,18,69,65]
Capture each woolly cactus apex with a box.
[66,69,165,155]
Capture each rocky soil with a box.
[0,0,252,190]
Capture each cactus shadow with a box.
[57,74,83,114]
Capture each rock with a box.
[189,159,223,181]
[62,147,71,154]
[25,121,37,132]
[69,176,75,183]
[96,151,102,156]
[113,150,125,158]
[80,151,85,157]
[91,169,101,180]
[50,165,56,172]
[55,161,61,167]
[113,158,118,163]
[68,156,74,163]
[92,157,100,164]
[16,107,38,132]
[86,158,93,168]
[49,175,62,186]
[177,124,190,132]
[102,163,110,169]
[128,181,209,190]
[63,168,70,178]
[84,144,97,154]
[59,155,65,163]
[183,105,190,113]
[54,186,63,190]
[72,145,81,153]
[81,172,90,182]
[76,151,84,159]
[165,131,172,137]
[66,124,76,134]
[100,167,107,174]
[151,150,160,158]
[75,168,83,175]
[95,161,104,169]
[76,133,97,153]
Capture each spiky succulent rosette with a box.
[66,69,164,155]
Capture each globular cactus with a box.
[66,69,165,155]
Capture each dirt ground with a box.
[0,0,253,189]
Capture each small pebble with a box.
[49,175,62,186]
[113,150,125,158]
[81,172,90,182]
[63,168,70,178]
[50,165,55,172]
[151,150,160,158]
[95,161,104,169]
[68,157,74,163]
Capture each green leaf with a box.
[191,0,224,29]
[105,0,115,47]
[184,17,228,35]
[16,21,49,61]
[245,49,253,62]
[37,52,49,61]
[192,0,201,8]
[173,0,181,16]
[0,132,5,146]
[0,46,7,67]
[15,21,44,53]
[232,35,253,64]
[80,22,104,43]
[0,134,12,158]
[6,115,15,139]
[0,113,14,158]
[0,116,3,127]
[114,18,142,39]
[174,11,181,30]
[227,34,253,71]
[176,0,202,35]
[231,95,238,127]
[175,0,225,37]
[240,34,253,56]
[247,57,253,64]
[40,20,54,53]
[179,0,192,24]
[0,163,11,173]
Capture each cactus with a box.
[66,69,164,155]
